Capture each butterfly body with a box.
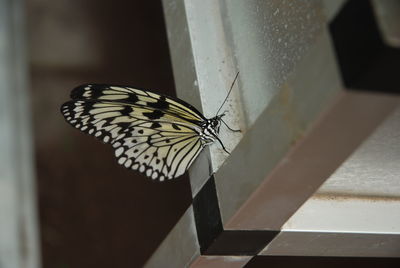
[199,117,222,144]
[61,84,227,181]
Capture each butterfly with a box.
[60,73,239,181]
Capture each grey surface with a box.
[149,0,342,264]
[222,0,326,126]
[322,0,346,22]
[261,231,400,257]
[163,0,242,197]
[223,91,400,231]
[166,0,341,224]
[191,256,252,267]
[178,0,244,196]
[372,0,400,47]
[163,0,202,112]
[283,195,400,234]
[319,106,400,198]
[259,103,400,256]
[281,104,400,234]
[215,29,341,226]
[144,207,200,268]
[163,0,207,197]
[0,0,40,267]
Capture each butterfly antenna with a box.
[216,72,240,116]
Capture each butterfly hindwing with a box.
[60,84,206,181]
[112,126,203,180]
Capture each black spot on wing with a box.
[151,122,162,129]
[147,97,169,110]
[81,102,94,114]
[117,122,131,129]
[121,106,133,116]
[143,110,164,120]
[172,124,181,130]
[126,93,139,103]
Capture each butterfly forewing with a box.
[70,84,205,123]
[61,84,207,181]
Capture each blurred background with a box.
[1,0,400,267]
[28,0,191,267]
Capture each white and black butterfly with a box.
[61,73,239,181]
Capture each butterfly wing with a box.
[61,84,206,181]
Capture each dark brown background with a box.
[27,0,400,267]
[28,0,192,267]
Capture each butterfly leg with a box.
[221,119,241,133]
[215,135,230,154]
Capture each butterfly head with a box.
[210,113,225,132]
[199,114,224,145]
